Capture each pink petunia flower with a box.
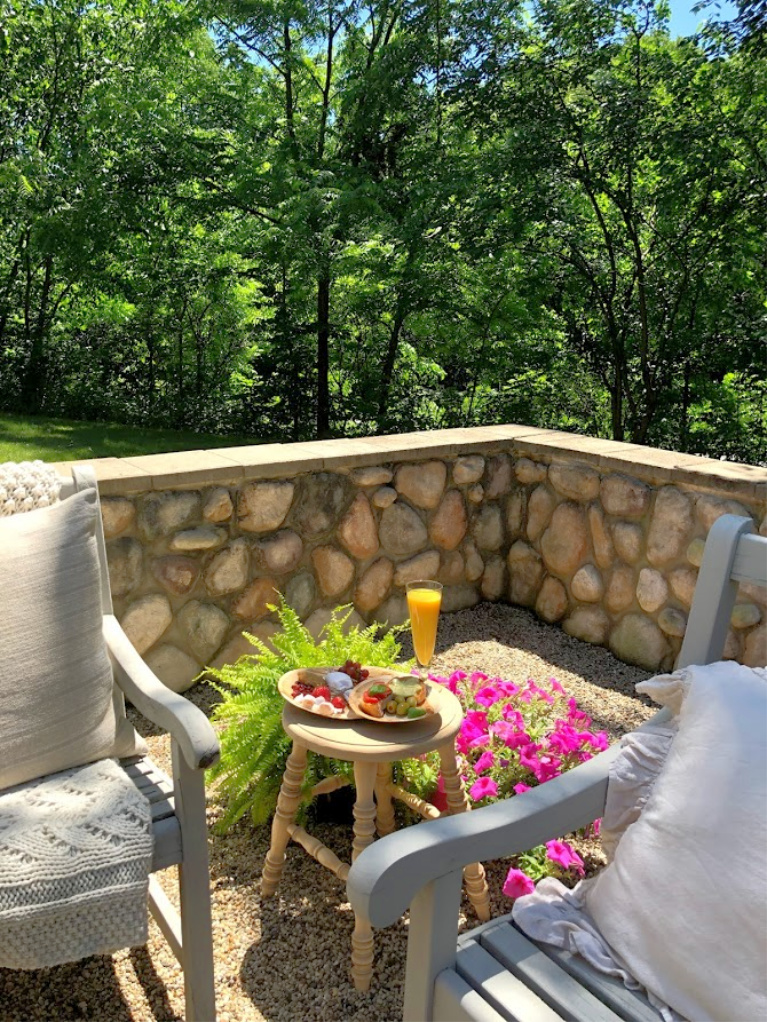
[469,776,498,801]
[497,680,520,697]
[474,751,496,775]
[502,868,535,899]
[545,839,584,875]
[470,671,489,687]
[549,677,567,695]
[591,818,602,836]
[513,782,531,794]
[475,686,502,707]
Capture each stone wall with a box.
[56,426,766,691]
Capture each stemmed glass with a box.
[405,580,443,675]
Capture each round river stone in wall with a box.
[170,526,227,552]
[439,550,465,586]
[613,522,643,564]
[305,607,366,639]
[731,603,762,629]
[394,550,441,586]
[744,626,766,668]
[564,607,609,645]
[442,585,480,613]
[256,530,303,575]
[355,558,394,614]
[473,505,504,551]
[177,600,230,662]
[285,570,316,619]
[453,455,485,485]
[203,487,233,523]
[430,490,467,550]
[541,503,588,576]
[600,474,650,518]
[571,564,603,602]
[658,607,687,638]
[101,498,135,539]
[609,614,669,671]
[296,474,353,539]
[669,567,698,607]
[374,594,409,629]
[485,455,513,499]
[507,541,544,607]
[145,644,201,694]
[506,490,525,540]
[338,493,379,560]
[535,576,568,623]
[687,538,705,567]
[205,539,249,596]
[351,466,393,487]
[107,538,143,597]
[695,494,751,531]
[139,491,201,540]
[152,555,200,596]
[605,564,636,614]
[464,541,484,582]
[372,486,397,509]
[515,458,547,485]
[211,630,256,670]
[238,481,294,533]
[526,485,556,542]
[231,577,280,620]
[647,487,693,566]
[636,568,668,613]
[379,503,428,557]
[121,594,172,655]
[481,556,506,601]
[311,546,355,597]
[467,484,484,504]
[549,462,600,502]
[588,505,614,569]
[395,461,447,509]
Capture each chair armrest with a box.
[104,615,220,771]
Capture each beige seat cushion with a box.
[0,488,143,791]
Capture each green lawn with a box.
[0,413,260,463]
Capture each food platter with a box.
[277,665,439,724]
[347,676,437,725]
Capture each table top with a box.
[282,682,463,761]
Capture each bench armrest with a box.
[104,615,220,771]
[348,706,671,929]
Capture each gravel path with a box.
[0,603,653,1022]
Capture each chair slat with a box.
[151,815,183,872]
[535,941,662,1022]
[456,939,564,1022]
[480,920,621,1022]
[434,968,510,1022]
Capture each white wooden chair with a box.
[347,514,767,1021]
[46,467,219,1021]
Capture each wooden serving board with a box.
[347,677,437,725]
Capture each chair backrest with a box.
[678,514,766,669]
[60,465,113,615]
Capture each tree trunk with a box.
[377,309,406,427]
[316,270,331,438]
[20,254,53,412]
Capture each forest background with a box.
[1,0,765,463]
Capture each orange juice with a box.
[407,587,442,666]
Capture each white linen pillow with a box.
[0,488,143,790]
[584,662,767,1022]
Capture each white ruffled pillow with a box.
[584,662,767,1022]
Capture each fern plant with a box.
[207,600,409,831]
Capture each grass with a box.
[0,412,261,463]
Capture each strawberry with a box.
[331,696,345,709]
[314,686,331,699]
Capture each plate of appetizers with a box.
[347,673,437,723]
[278,661,381,720]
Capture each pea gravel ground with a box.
[0,603,654,1022]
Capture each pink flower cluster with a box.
[429,670,607,898]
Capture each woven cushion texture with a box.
[0,489,141,791]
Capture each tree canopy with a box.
[1,0,764,461]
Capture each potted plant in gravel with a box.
[207,601,409,830]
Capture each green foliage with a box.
[208,600,409,830]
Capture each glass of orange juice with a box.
[406,580,443,671]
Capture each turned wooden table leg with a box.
[262,740,308,896]
[374,762,396,837]
[438,744,492,922]
[350,760,378,991]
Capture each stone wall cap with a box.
[117,449,245,489]
[51,456,153,495]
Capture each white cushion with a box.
[585,662,767,1022]
[0,489,143,790]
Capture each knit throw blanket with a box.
[0,759,153,969]
[0,460,61,516]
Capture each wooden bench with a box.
[347,514,766,1021]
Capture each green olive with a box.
[386,700,397,713]
[406,696,417,707]
[396,703,408,716]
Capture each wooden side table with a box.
[261,683,491,992]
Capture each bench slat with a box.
[480,920,621,1022]
[434,968,510,1022]
[456,939,564,1022]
